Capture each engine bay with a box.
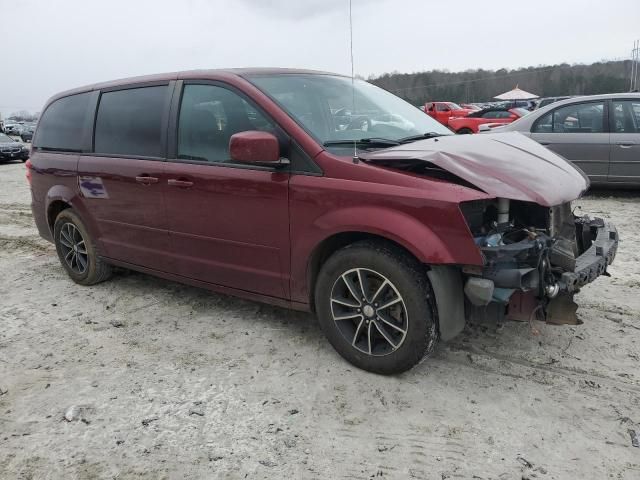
[459,198,617,326]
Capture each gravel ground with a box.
[1,159,639,479]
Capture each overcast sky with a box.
[0,0,638,117]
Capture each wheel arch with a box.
[44,185,100,242]
[305,206,457,311]
[307,231,418,311]
[307,232,467,342]
[47,199,72,233]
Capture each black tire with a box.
[456,128,473,134]
[53,209,112,285]
[315,240,438,374]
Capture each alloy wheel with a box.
[58,222,88,274]
[330,268,408,356]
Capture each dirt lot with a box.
[1,160,639,479]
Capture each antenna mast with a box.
[349,0,358,162]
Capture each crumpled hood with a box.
[359,132,589,206]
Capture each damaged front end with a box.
[359,132,618,330]
[460,199,618,326]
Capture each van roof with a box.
[47,68,344,104]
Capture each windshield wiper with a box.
[398,132,448,143]
[323,137,400,148]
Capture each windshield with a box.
[248,74,451,148]
[447,103,463,110]
[0,133,15,142]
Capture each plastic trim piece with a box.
[427,265,465,341]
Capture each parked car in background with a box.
[28,69,617,374]
[536,96,572,109]
[424,101,475,126]
[370,113,415,131]
[0,133,30,162]
[488,93,640,185]
[20,125,34,142]
[4,123,20,135]
[448,107,528,133]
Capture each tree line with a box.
[368,60,635,106]
[4,110,39,122]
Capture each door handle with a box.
[615,142,635,148]
[135,175,159,185]
[168,178,194,188]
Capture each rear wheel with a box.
[54,209,112,285]
[456,128,473,134]
[315,240,438,374]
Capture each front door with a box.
[530,100,609,183]
[609,99,640,184]
[164,83,290,299]
[78,84,172,271]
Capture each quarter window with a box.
[33,92,91,151]
[612,100,640,133]
[533,102,605,133]
[177,84,276,163]
[94,86,167,157]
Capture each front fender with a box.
[313,206,462,264]
[315,205,482,264]
[290,203,483,306]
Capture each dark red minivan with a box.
[29,69,618,374]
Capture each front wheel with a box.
[53,209,112,285]
[315,241,438,374]
[456,128,473,134]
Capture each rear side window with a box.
[612,100,640,133]
[94,86,167,157]
[33,92,91,151]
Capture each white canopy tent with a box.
[493,86,539,100]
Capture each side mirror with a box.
[229,131,281,165]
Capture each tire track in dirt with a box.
[442,344,640,395]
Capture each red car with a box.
[28,69,617,374]
[448,107,528,134]
[424,101,475,126]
